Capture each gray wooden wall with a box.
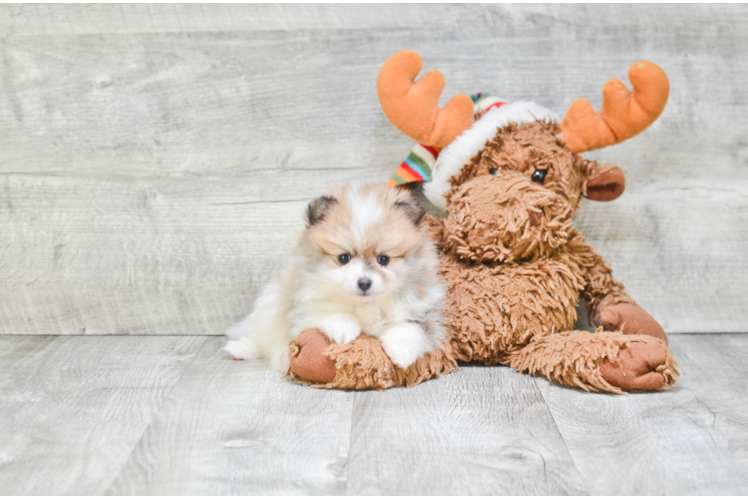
[1,4,746,336]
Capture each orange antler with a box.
[561,61,669,153]
[377,50,475,148]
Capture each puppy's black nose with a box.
[357,278,372,292]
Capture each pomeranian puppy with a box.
[223,183,446,372]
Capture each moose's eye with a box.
[338,253,351,265]
[488,168,498,175]
[531,169,547,184]
[377,255,390,266]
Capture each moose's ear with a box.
[306,195,337,226]
[396,200,426,226]
[583,163,626,202]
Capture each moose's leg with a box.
[568,232,669,344]
[507,330,678,394]
[287,329,457,390]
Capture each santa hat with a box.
[388,93,558,210]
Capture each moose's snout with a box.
[444,170,574,263]
[357,278,372,292]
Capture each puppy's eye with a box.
[377,255,390,266]
[488,168,498,175]
[532,169,547,184]
[338,253,351,265]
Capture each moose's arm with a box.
[567,230,633,323]
[567,230,668,343]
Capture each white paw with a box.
[380,323,429,369]
[222,339,259,360]
[317,314,361,346]
[279,352,290,373]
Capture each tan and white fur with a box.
[223,183,446,371]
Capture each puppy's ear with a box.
[396,200,426,226]
[306,196,336,226]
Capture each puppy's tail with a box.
[223,282,291,372]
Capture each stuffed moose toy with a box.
[286,50,679,393]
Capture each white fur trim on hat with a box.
[423,101,559,210]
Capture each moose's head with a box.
[378,50,669,264]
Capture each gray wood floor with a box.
[0,333,746,495]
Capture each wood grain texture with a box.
[1,4,746,335]
[0,335,205,495]
[537,333,748,495]
[575,180,748,333]
[1,333,747,494]
[106,336,355,495]
[0,4,490,35]
[346,366,586,495]
[0,5,743,34]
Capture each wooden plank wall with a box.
[1,4,746,335]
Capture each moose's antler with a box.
[561,61,669,153]
[377,50,475,148]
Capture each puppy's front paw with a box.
[317,314,361,346]
[380,323,429,369]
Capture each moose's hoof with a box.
[600,303,667,344]
[600,341,668,391]
[288,329,337,383]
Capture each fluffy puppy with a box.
[223,183,446,372]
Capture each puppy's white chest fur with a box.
[288,292,400,339]
[288,291,438,369]
[352,301,392,334]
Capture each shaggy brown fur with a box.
[287,121,679,393]
[509,329,678,394]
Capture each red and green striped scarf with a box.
[387,93,508,188]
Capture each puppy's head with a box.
[301,184,431,302]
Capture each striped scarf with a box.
[387,93,508,188]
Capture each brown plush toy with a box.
[287,50,679,393]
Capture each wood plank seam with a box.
[102,336,210,493]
